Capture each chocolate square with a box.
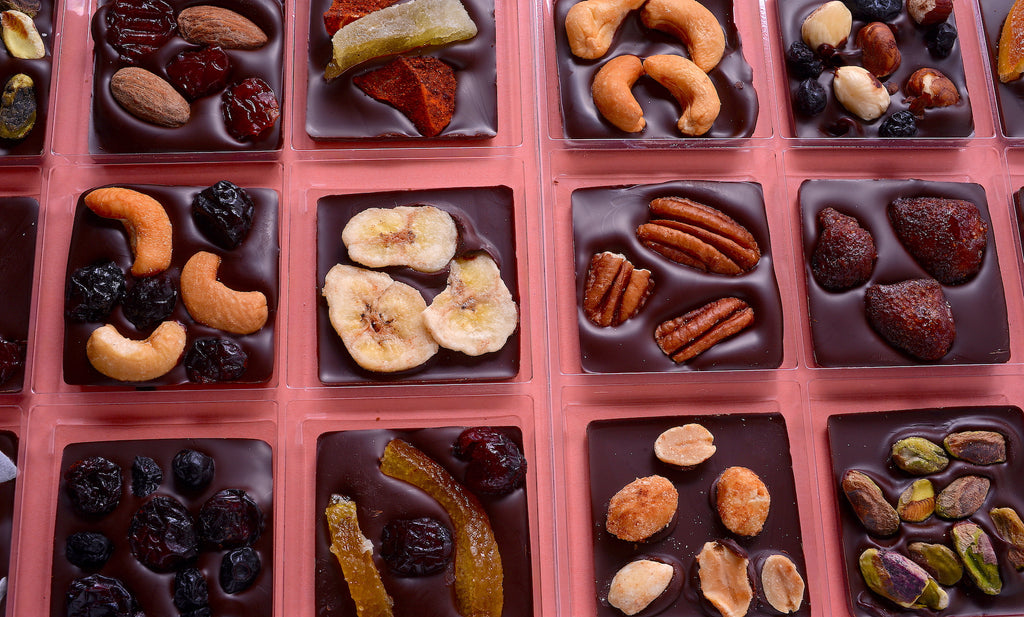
[314,426,533,617]
[799,179,1009,366]
[587,414,809,617]
[316,186,519,383]
[572,180,783,373]
[0,431,17,615]
[827,406,1024,617]
[0,0,53,156]
[978,1,1024,136]
[0,197,38,392]
[63,183,279,386]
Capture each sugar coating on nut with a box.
[84,187,173,277]
[654,424,715,467]
[607,559,674,615]
[761,554,805,613]
[86,321,187,382]
[715,466,770,537]
[180,251,268,335]
[696,540,753,617]
[606,475,678,542]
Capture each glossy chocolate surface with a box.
[314,427,533,617]
[90,0,284,154]
[305,0,496,140]
[0,198,37,392]
[51,438,273,617]
[0,432,17,616]
[0,0,53,156]
[828,406,1024,617]
[588,414,809,617]
[777,0,973,138]
[979,1,1024,137]
[63,183,279,386]
[316,186,519,384]
[572,180,783,373]
[799,179,1008,367]
[552,0,758,139]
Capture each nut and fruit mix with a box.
[0,0,52,155]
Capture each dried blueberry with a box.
[122,274,177,330]
[844,0,901,21]
[66,574,140,617]
[198,488,264,549]
[173,449,215,491]
[65,261,126,322]
[878,110,918,137]
[174,567,210,612]
[786,41,823,79]
[184,337,248,383]
[128,496,198,572]
[0,336,25,385]
[65,531,114,570]
[381,517,453,576]
[64,456,122,517]
[926,22,957,59]
[130,455,162,497]
[794,79,827,116]
[220,546,261,594]
[454,427,527,496]
[192,180,256,249]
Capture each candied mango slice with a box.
[999,0,1024,82]
[380,439,503,617]
[325,0,477,80]
[325,494,394,617]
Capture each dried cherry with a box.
[122,274,177,331]
[173,449,215,491]
[166,46,232,101]
[65,456,123,517]
[128,495,199,572]
[66,574,141,617]
[131,455,162,497]
[0,336,25,385]
[198,488,264,549]
[174,567,210,612]
[184,337,248,383]
[104,0,176,64]
[453,427,526,496]
[65,261,126,322]
[222,77,280,141]
[380,517,453,576]
[191,180,255,249]
[220,546,261,594]
[66,531,114,570]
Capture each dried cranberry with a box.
[131,455,162,497]
[453,427,527,496]
[66,531,114,570]
[380,517,453,576]
[222,77,280,141]
[184,337,248,383]
[173,449,215,491]
[219,546,261,594]
[66,574,140,617]
[65,261,126,322]
[198,488,264,549]
[0,336,25,385]
[166,46,232,101]
[65,456,123,516]
[174,567,210,612]
[128,495,198,572]
[191,180,256,249]
[104,0,176,64]
[122,274,177,330]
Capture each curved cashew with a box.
[640,0,725,72]
[84,187,173,277]
[180,251,268,335]
[86,321,187,382]
[592,55,646,132]
[565,0,645,59]
[643,54,720,136]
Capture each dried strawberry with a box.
[811,207,876,291]
[166,46,232,101]
[105,0,176,64]
[888,197,988,285]
[353,57,456,137]
[865,278,955,361]
[222,77,280,141]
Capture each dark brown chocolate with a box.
[776,0,973,138]
[314,427,533,617]
[63,183,279,387]
[588,414,809,617]
[0,0,53,156]
[572,180,783,373]
[90,0,284,154]
[0,197,38,392]
[316,187,519,384]
[51,438,273,617]
[0,432,17,615]
[305,0,496,140]
[979,1,1024,137]
[552,0,758,139]
[827,406,1024,617]
[799,179,1009,367]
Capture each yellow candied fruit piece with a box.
[325,494,394,617]
[379,439,503,617]
[1000,0,1024,83]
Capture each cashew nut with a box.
[180,251,268,335]
[592,54,646,132]
[640,0,725,72]
[642,54,720,136]
[84,187,173,277]
[565,0,645,59]
[86,321,187,382]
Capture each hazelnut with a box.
[801,1,852,52]
[857,22,900,78]
[905,67,959,110]
[907,0,952,26]
[606,475,678,542]
[833,65,890,120]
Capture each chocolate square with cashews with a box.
[0,197,38,392]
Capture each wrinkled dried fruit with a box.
[380,517,453,576]
[353,56,457,137]
[606,475,678,542]
[897,479,935,522]
[192,180,255,250]
[715,466,770,537]
[184,337,248,383]
[166,45,232,101]
[128,495,199,572]
[841,469,899,537]
[878,110,918,138]
[761,554,804,613]
[864,279,955,361]
[65,456,123,517]
[990,507,1024,570]
[951,520,1002,595]
[811,207,876,291]
[66,574,141,617]
[66,531,115,570]
[927,21,956,59]
[0,72,36,140]
[122,274,177,331]
[220,546,260,594]
[222,77,280,141]
[696,540,753,617]
[908,542,963,585]
[935,475,990,519]
[173,449,215,491]
[174,567,209,612]
[858,548,930,608]
[891,436,949,475]
[654,424,715,468]
[325,494,394,617]
[104,0,176,63]
[198,488,264,549]
[130,455,162,497]
[888,197,987,285]
[607,559,675,616]
[785,40,823,79]
[65,261,126,322]
[453,427,527,496]
[943,431,1006,465]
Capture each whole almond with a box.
[177,6,267,49]
[110,67,190,128]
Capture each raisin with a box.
[794,79,827,116]
[184,337,248,383]
[122,274,177,330]
[105,0,177,64]
[844,0,900,21]
[453,427,527,496]
[198,488,264,549]
[128,495,199,572]
[173,449,215,491]
[65,531,114,570]
[65,261,126,322]
[65,456,123,517]
[174,567,210,612]
[926,22,957,59]
[222,77,280,141]
[380,517,453,576]
[166,46,232,101]
[878,110,918,137]
[785,41,823,79]
[220,546,261,594]
[131,455,162,497]
[66,574,140,617]
[0,336,25,385]
[191,180,255,249]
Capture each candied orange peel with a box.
[1000,0,1024,83]
[325,494,394,617]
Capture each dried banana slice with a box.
[342,205,458,273]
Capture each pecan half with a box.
[583,251,654,327]
[636,197,760,275]
[655,297,754,362]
